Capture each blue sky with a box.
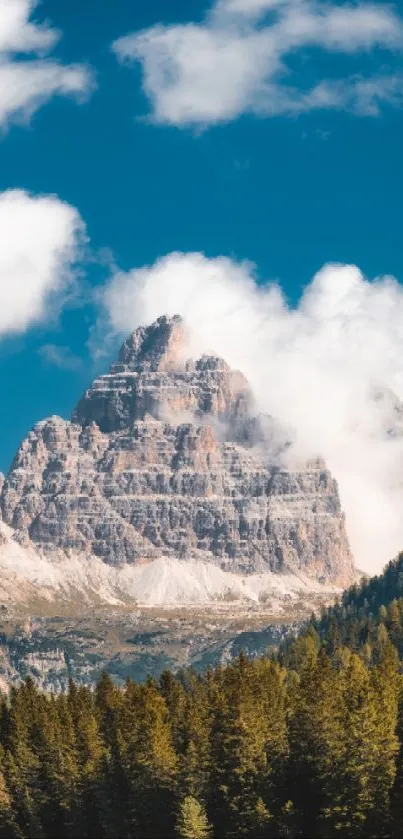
[1,0,403,476]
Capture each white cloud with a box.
[112,0,403,126]
[0,0,57,53]
[101,252,403,574]
[0,0,93,130]
[0,189,86,336]
[269,73,403,116]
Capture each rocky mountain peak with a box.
[0,314,355,588]
[72,315,251,434]
[118,314,186,373]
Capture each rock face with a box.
[0,315,354,586]
[73,314,251,435]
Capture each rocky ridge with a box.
[0,314,354,597]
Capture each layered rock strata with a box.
[0,315,355,587]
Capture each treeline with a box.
[2,555,403,838]
[286,551,403,661]
[0,635,402,838]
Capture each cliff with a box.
[0,315,354,587]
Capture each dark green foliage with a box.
[282,552,403,663]
[0,645,398,838]
[2,554,403,836]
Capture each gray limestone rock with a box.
[0,315,355,586]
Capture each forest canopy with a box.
[2,554,403,838]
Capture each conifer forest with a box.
[2,555,403,838]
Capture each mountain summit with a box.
[73,314,251,433]
[117,314,186,371]
[0,315,354,595]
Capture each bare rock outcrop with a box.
[0,315,355,587]
[73,314,251,435]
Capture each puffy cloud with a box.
[0,0,93,130]
[101,252,403,573]
[112,0,403,126]
[0,189,86,335]
[0,0,57,53]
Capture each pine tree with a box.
[175,795,212,839]
[67,682,105,838]
[2,684,44,838]
[368,639,400,835]
[334,650,398,837]
[0,749,20,839]
[124,677,178,838]
[207,655,286,838]
[179,675,212,803]
[388,669,403,837]
[287,647,345,838]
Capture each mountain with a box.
[0,314,356,688]
[1,314,354,588]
